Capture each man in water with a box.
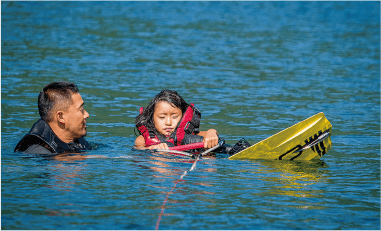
[14,81,92,154]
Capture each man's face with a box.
[64,93,89,140]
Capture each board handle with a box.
[168,142,204,151]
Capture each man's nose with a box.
[84,110,89,119]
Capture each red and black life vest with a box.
[137,103,201,147]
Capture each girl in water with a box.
[134,89,219,150]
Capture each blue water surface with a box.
[1,1,380,230]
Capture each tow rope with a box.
[155,140,224,230]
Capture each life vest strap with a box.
[137,123,161,147]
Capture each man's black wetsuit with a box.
[14,119,92,154]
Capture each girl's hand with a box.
[148,143,169,150]
[203,129,219,149]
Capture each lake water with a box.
[1,1,380,230]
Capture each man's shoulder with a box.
[23,144,53,154]
[14,119,55,153]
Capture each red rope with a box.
[154,142,222,229]
[155,177,182,230]
[155,155,199,230]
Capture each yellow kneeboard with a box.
[228,112,332,161]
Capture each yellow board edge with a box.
[228,112,333,161]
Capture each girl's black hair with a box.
[135,89,189,136]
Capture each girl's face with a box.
[153,101,182,137]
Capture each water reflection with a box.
[20,153,104,192]
[131,151,219,212]
[42,155,88,192]
[238,160,328,198]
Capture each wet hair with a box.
[135,89,189,135]
[38,81,79,122]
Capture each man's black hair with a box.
[38,81,79,122]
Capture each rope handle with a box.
[168,142,204,151]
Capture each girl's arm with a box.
[134,135,169,150]
[134,135,146,149]
[135,129,219,150]
[197,129,219,149]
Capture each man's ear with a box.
[56,111,65,124]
